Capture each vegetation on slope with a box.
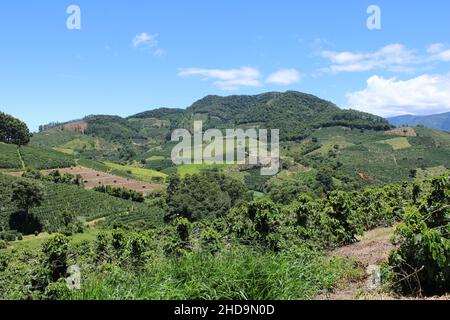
[0,173,164,234]
[0,112,30,146]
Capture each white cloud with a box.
[427,43,450,62]
[346,74,450,117]
[178,67,262,90]
[154,49,165,57]
[321,44,420,73]
[132,32,165,56]
[132,32,158,47]
[266,69,301,85]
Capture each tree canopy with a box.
[0,112,31,146]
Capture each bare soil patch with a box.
[7,166,166,194]
[317,227,395,300]
[385,127,417,137]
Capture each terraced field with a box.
[0,143,22,169]
[378,137,411,150]
[19,146,76,169]
[0,143,76,170]
[0,173,164,233]
[103,161,167,182]
[51,166,165,193]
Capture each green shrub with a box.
[0,240,8,249]
[388,176,449,296]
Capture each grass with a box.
[146,156,166,161]
[378,137,412,150]
[309,136,355,155]
[103,161,167,182]
[64,246,362,300]
[53,147,75,155]
[416,165,449,180]
[176,164,234,177]
[1,227,100,252]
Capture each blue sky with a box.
[1,0,450,131]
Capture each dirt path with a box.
[317,227,395,300]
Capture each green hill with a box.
[28,91,450,191]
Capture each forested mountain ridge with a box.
[38,91,392,142]
[389,112,450,132]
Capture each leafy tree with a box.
[316,167,335,193]
[324,191,360,245]
[11,180,44,213]
[388,176,449,295]
[0,112,31,146]
[165,171,251,222]
[201,227,222,254]
[41,234,69,281]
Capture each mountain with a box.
[388,112,450,132]
[36,91,392,144]
[27,91,450,190]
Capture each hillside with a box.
[0,143,76,170]
[389,112,450,132]
[27,91,450,192]
[1,98,449,301]
[0,173,164,233]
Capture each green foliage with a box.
[42,234,69,281]
[20,146,76,170]
[389,176,450,295]
[200,227,222,254]
[23,169,83,186]
[316,167,335,193]
[11,180,45,213]
[323,191,361,245]
[0,143,22,169]
[165,171,252,222]
[94,230,149,267]
[63,245,360,300]
[93,185,144,202]
[0,174,164,233]
[0,111,31,146]
[184,92,391,141]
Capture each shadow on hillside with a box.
[9,211,43,235]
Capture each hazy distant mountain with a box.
[389,112,450,132]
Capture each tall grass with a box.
[64,246,361,300]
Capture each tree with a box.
[42,234,69,281]
[9,180,44,234]
[316,167,335,193]
[0,112,31,146]
[165,171,250,222]
[11,180,44,213]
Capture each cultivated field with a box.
[8,166,166,194]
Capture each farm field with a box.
[378,137,412,150]
[6,166,166,194]
[50,166,165,193]
[0,173,165,233]
[1,227,100,252]
[0,143,22,169]
[19,146,76,169]
[103,161,167,182]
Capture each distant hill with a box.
[27,91,450,189]
[388,112,450,132]
[131,91,392,141]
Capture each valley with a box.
[0,91,449,301]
